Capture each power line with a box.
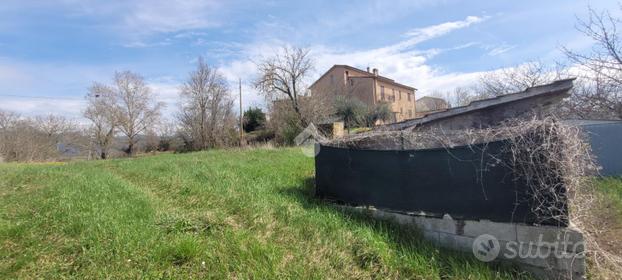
[0,94,84,101]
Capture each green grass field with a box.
[596,177,622,221]
[0,148,535,279]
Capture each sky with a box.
[0,0,619,120]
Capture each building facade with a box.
[309,65,417,122]
[415,96,449,117]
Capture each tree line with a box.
[1,5,621,162]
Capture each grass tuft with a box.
[156,235,202,265]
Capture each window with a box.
[408,109,412,118]
[407,92,411,101]
[380,86,385,100]
[330,74,334,83]
[349,79,354,86]
[400,108,403,114]
[399,91,402,100]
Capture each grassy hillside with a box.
[0,148,530,279]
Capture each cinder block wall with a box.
[342,206,586,280]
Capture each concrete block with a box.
[422,230,440,245]
[516,225,584,253]
[552,253,586,274]
[385,211,414,225]
[438,232,475,253]
[516,225,583,243]
[461,219,517,241]
[454,234,475,252]
[337,206,586,280]
[412,215,456,234]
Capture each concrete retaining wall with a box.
[342,206,586,280]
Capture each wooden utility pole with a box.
[239,78,244,147]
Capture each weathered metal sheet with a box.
[381,79,574,131]
[580,121,622,176]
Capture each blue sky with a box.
[0,0,618,119]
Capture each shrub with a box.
[243,107,266,133]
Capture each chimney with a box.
[366,67,370,73]
[372,68,378,76]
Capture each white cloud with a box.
[42,0,226,38]
[0,59,115,119]
[482,43,516,56]
[404,16,488,43]
[121,38,173,48]
[488,46,515,56]
[0,98,85,118]
[173,31,208,39]
[120,0,223,33]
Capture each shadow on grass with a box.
[279,176,532,279]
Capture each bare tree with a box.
[254,46,313,125]
[0,110,19,131]
[5,118,53,161]
[178,57,236,150]
[427,62,562,114]
[430,87,476,108]
[428,62,580,118]
[115,71,163,155]
[477,61,564,97]
[452,87,477,107]
[563,5,622,119]
[35,114,75,141]
[0,110,83,162]
[84,83,118,159]
[561,74,621,119]
[89,71,163,156]
[0,110,20,161]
